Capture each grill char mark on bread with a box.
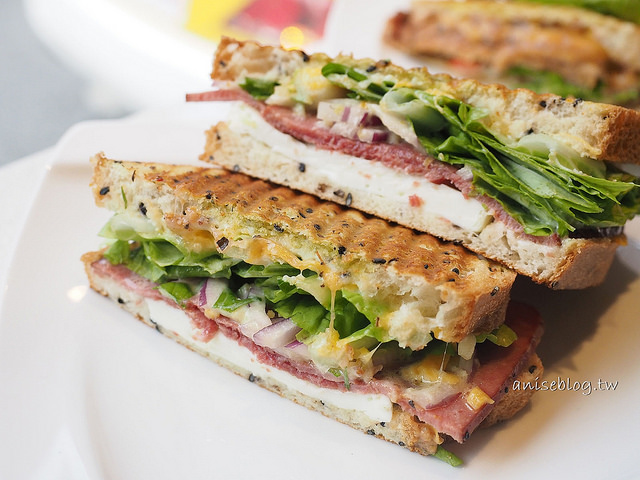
[91,153,516,344]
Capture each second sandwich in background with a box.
[383,0,640,106]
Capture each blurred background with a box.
[0,0,333,167]
[0,0,112,166]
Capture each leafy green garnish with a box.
[101,225,517,366]
[213,288,261,312]
[476,324,518,347]
[103,239,131,265]
[434,445,463,467]
[319,66,640,237]
[239,77,279,100]
[322,62,393,101]
[102,236,240,284]
[413,92,640,236]
[341,289,386,323]
[272,294,331,334]
[104,233,381,345]
[124,245,167,283]
[233,262,300,279]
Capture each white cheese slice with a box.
[227,102,492,233]
[147,299,393,424]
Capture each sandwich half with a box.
[383,0,640,106]
[187,37,640,289]
[83,153,543,463]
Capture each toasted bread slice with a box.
[91,153,516,347]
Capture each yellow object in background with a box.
[186,0,253,41]
[185,0,332,47]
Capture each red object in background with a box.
[229,0,332,40]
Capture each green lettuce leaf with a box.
[213,288,261,312]
[239,77,279,100]
[102,236,239,283]
[320,69,639,237]
[159,281,195,306]
[273,294,331,335]
[341,289,387,324]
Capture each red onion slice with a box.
[357,127,389,143]
[253,318,302,349]
[198,279,209,307]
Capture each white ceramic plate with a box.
[0,102,639,479]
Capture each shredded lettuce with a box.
[320,68,640,237]
[102,226,517,358]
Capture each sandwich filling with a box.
[99,213,519,388]
[188,46,640,240]
[88,227,543,447]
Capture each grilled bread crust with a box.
[211,36,640,164]
[82,249,543,457]
[91,153,516,345]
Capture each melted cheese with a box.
[400,353,469,408]
[147,299,393,424]
[466,386,495,411]
[401,354,462,386]
[233,237,332,277]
